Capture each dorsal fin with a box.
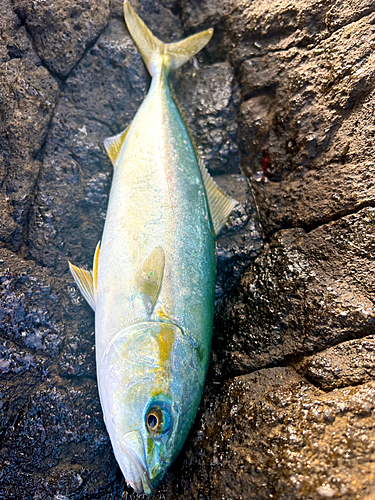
[103,124,130,167]
[197,156,236,235]
[170,85,236,235]
[134,246,165,313]
[69,262,96,311]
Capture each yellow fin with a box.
[69,262,96,311]
[169,85,236,236]
[124,1,213,76]
[198,156,236,235]
[93,241,100,293]
[103,124,130,167]
[135,246,165,313]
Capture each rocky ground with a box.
[0,0,374,498]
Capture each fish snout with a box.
[118,430,154,496]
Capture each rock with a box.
[13,0,111,77]
[296,335,375,391]
[215,174,263,302]
[239,12,375,235]
[214,208,375,377]
[173,61,241,176]
[0,0,40,64]
[0,378,117,499]
[0,58,59,250]
[156,367,375,499]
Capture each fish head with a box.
[98,320,206,495]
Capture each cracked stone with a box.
[153,367,375,499]
[13,0,111,78]
[0,57,59,250]
[214,207,375,377]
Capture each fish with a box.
[69,1,235,495]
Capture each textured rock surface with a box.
[215,208,375,376]
[1,0,375,498]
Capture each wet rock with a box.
[13,0,111,77]
[215,174,263,302]
[156,367,375,499]
[239,12,375,235]
[214,207,375,377]
[173,61,240,176]
[0,378,118,500]
[27,18,149,274]
[296,335,375,391]
[0,58,59,249]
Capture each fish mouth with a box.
[117,430,155,496]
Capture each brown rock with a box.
[239,12,375,235]
[296,335,375,391]
[214,207,375,376]
[159,367,375,500]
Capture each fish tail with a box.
[123,1,213,77]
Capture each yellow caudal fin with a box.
[124,1,213,76]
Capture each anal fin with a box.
[104,124,130,167]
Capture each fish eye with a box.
[145,401,172,437]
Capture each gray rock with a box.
[0,58,59,250]
[173,61,240,176]
[13,0,111,77]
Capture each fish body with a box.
[70,2,235,495]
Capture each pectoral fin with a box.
[104,124,130,167]
[69,262,96,311]
[135,246,165,313]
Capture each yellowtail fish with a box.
[69,1,235,495]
